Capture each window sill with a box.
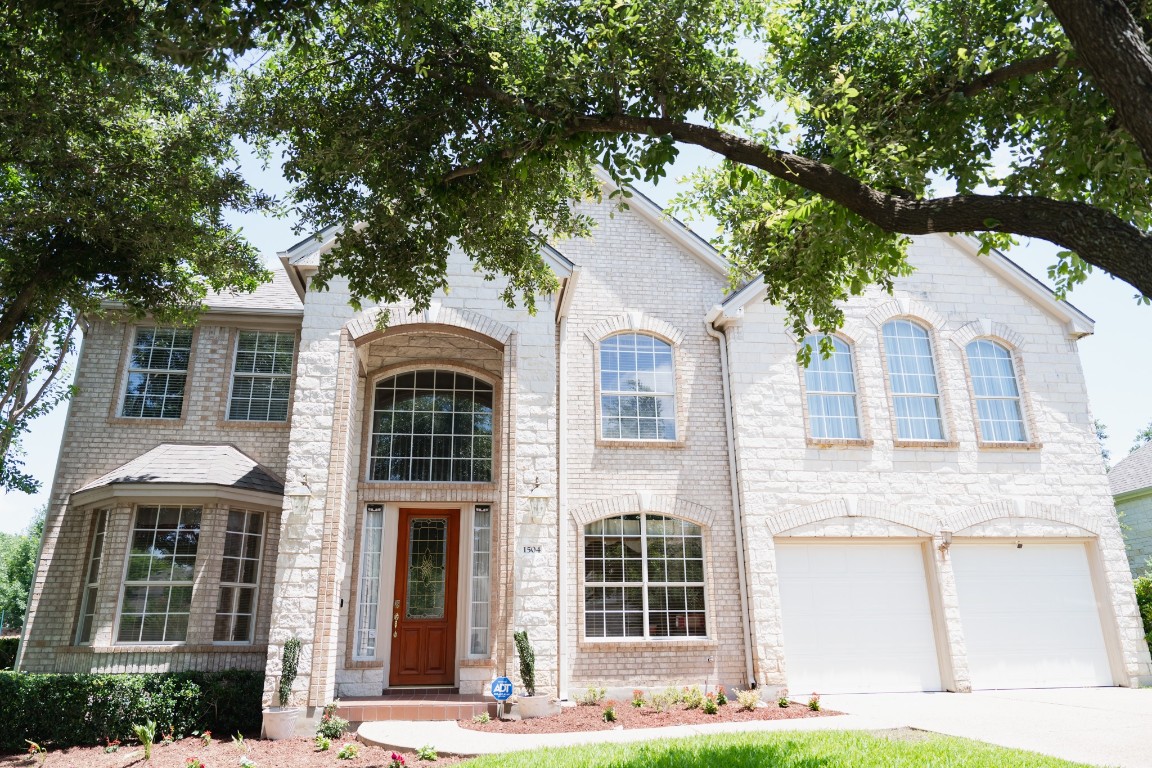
[976,440,1043,451]
[805,438,873,449]
[107,416,187,427]
[578,637,717,651]
[344,659,385,669]
[595,439,685,449]
[215,419,292,430]
[892,439,960,449]
[67,643,266,654]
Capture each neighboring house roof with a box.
[203,266,303,315]
[715,234,1094,339]
[75,444,284,496]
[1111,442,1152,498]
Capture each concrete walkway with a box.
[822,688,1152,768]
[359,687,1152,767]
[358,712,896,755]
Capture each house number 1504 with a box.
[522,546,541,554]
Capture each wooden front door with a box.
[389,509,459,686]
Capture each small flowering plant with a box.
[200,730,212,747]
[104,737,122,753]
[185,757,206,768]
[630,689,645,708]
[715,686,728,706]
[808,692,821,712]
[389,751,407,767]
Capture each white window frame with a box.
[598,332,677,442]
[116,504,201,645]
[75,509,109,645]
[120,327,193,419]
[965,338,1028,443]
[582,514,708,641]
[352,504,385,660]
[226,330,296,422]
[882,319,946,441]
[801,334,863,441]
[468,504,492,656]
[213,509,264,645]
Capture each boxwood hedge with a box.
[0,669,263,752]
[0,638,17,670]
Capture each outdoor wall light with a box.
[286,475,313,515]
[938,530,953,554]
[525,475,550,524]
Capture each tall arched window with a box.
[802,334,861,439]
[583,514,706,639]
[966,339,1026,442]
[882,319,944,440]
[369,370,493,482]
[600,333,676,440]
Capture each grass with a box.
[463,730,1094,768]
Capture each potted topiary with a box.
[262,636,303,739]
[513,630,560,719]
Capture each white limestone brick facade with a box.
[19,192,1152,722]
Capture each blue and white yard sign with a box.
[491,676,514,701]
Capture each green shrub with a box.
[0,669,263,753]
[0,638,17,670]
[1135,574,1152,654]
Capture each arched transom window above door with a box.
[369,370,494,482]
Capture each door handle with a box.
[393,611,400,638]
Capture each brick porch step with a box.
[337,693,498,722]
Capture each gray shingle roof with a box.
[1110,442,1152,497]
[77,444,284,496]
[204,267,302,314]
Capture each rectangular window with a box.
[76,510,109,644]
[469,505,491,655]
[118,505,200,643]
[883,320,945,440]
[214,510,263,643]
[121,328,193,419]
[600,334,676,440]
[584,514,706,639]
[353,505,384,659]
[803,335,861,440]
[228,331,295,421]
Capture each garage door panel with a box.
[776,542,942,694]
[951,542,1112,689]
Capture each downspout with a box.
[704,307,757,688]
[555,268,580,700]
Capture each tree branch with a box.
[953,51,1065,99]
[1046,0,1152,166]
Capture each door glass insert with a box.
[406,518,448,619]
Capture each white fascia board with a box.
[71,482,284,510]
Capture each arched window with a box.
[369,370,494,482]
[583,514,706,639]
[600,333,676,440]
[882,319,944,440]
[966,339,1026,442]
[802,334,861,439]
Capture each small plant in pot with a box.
[262,636,304,740]
[513,630,560,719]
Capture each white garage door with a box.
[775,542,943,694]
[951,541,1113,689]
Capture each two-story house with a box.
[16,186,1152,728]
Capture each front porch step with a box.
[380,686,459,696]
[337,694,497,723]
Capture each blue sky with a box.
[3,147,1150,533]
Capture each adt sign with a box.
[490,676,514,701]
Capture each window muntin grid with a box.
[353,505,384,659]
[802,334,861,440]
[118,505,200,643]
[121,328,193,419]
[600,333,676,441]
[966,339,1027,442]
[76,509,108,644]
[469,506,491,655]
[214,510,263,643]
[228,331,295,421]
[369,371,494,483]
[583,514,706,639]
[882,320,945,440]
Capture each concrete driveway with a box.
[821,688,1152,768]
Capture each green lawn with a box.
[463,730,1094,768]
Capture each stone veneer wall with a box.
[1119,492,1152,576]
[724,234,1152,691]
[557,198,750,693]
[20,316,296,673]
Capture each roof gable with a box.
[1112,442,1152,497]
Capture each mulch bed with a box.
[0,737,467,768]
[458,699,841,734]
